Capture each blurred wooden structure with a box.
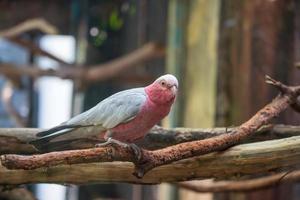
[167,0,220,199]
[167,0,299,200]
[217,0,297,199]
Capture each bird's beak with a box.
[170,85,178,94]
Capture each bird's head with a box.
[145,74,178,105]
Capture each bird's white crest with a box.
[155,74,179,88]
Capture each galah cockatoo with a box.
[30,74,178,153]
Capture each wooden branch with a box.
[139,124,300,149]
[1,135,300,185]
[0,128,39,155]
[0,18,68,65]
[0,42,165,85]
[8,37,71,65]
[178,170,300,193]
[0,18,58,37]
[0,124,299,154]
[1,77,300,179]
[0,20,165,84]
[85,43,165,82]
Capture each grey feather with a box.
[67,88,147,128]
[33,88,147,143]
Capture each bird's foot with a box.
[95,138,126,148]
[225,125,235,133]
[128,143,143,161]
[95,138,142,161]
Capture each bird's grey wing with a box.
[68,88,147,129]
[32,88,147,141]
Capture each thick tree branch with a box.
[1,135,300,185]
[0,125,299,154]
[139,124,300,149]
[178,170,300,193]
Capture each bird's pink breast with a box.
[106,97,172,142]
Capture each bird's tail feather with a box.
[30,124,94,151]
[29,128,75,150]
[29,127,76,151]
[30,139,83,152]
[36,124,91,137]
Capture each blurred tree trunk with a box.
[174,0,221,200]
[163,0,189,199]
[216,0,296,200]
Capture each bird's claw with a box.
[95,138,113,148]
[129,143,143,161]
[95,137,127,148]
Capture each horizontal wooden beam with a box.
[1,135,300,185]
[0,124,300,154]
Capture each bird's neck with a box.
[144,85,175,106]
[143,91,172,120]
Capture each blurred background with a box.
[0,0,299,200]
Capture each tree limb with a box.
[0,19,165,84]
[7,37,71,66]
[1,135,300,185]
[0,42,165,85]
[0,124,300,154]
[0,18,69,65]
[0,18,58,37]
[85,43,165,83]
[177,170,300,193]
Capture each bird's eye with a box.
[161,81,166,86]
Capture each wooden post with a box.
[178,0,221,200]
[166,0,188,127]
[164,0,189,199]
[183,0,220,128]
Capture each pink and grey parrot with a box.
[30,74,178,152]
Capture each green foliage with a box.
[109,9,124,31]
